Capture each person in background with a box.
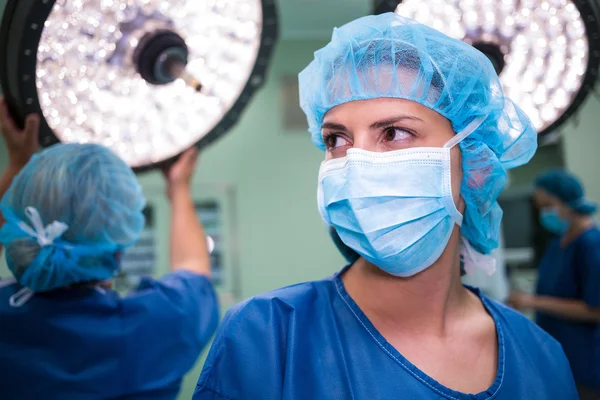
[0,98,219,400]
[194,14,576,400]
[510,169,600,399]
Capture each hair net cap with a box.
[299,13,538,256]
[535,169,597,215]
[0,143,146,292]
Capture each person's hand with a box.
[508,291,538,310]
[162,147,199,199]
[0,97,40,170]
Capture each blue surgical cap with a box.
[299,13,538,255]
[0,143,146,292]
[535,169,597,215]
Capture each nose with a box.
[351,130,377,152]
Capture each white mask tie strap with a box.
[17,207,69,247]
[444,115,488,149]
[460,237,497,276]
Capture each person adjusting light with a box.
[0,98,219,400]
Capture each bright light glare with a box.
[394,0,589,132]
[37,0,263,167]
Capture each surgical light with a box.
[0,0,278,171]
[375,0,600,137]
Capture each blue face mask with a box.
[540,208,569,235]
[315,116,491,277]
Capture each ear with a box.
[115,251,123,263]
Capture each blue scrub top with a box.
[536,227,600,390]
[194,267,576,400]
[0,270,219,400]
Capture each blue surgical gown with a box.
[0,270,219,400]
[194,267,577,400]
[536,227,600,391]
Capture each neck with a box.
[562,215,595,245]
[341,228,472,337]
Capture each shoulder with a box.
[129,270,216,309]
[124,271,220,339]
[575,227,600,251]
[223,277,336,329]
[205,277,337,354]
[485,297,568,357]
[575,226,600,243]
[136,270,213,292]
[571,228,600,272]
[486,298,576,389]
[195,278,336,399]
[486,297,551,340]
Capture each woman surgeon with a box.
[194,13,577,399]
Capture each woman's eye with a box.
[384,127,412,142]
[325,135,349,149]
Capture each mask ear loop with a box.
[445,115,497,276]
[0,280,34,308]
[439,115,488,227]
[443,115,489,149]
[9,287,34,308]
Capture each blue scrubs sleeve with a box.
[579,240,600,308]
[194,298,288,400]
[123,271,220,392]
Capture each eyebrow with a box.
[369,115,424,129]
[321,122,348,131]
[321,115,424,131]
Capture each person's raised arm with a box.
[162,148,211,277]
[0,98,39,254]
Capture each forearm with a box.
[534,296,600,323]
[169,185,211,277]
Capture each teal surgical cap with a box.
[0,143,146,291]
[299,13,538,255]
[536,169,597,215]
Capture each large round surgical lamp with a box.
[375,0,600,138]
[0,0,278,171]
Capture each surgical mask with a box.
[317,117,486,277]
[540,208,569,235]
